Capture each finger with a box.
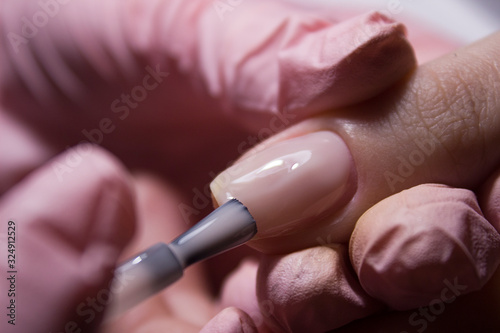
[104,173,215,332]
[1,1,414,136]
[0,145,135,332]
[211,31,500,253]
[337,171,500,333]
[200,307,257,333]
[350,183,500,310]
[256,245,382,332]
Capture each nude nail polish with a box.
[210,131,353,238]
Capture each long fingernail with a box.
[210,131,354,238]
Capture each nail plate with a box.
[210,131,353,237]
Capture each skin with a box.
[1,0,500,332]
[243,32,500,252]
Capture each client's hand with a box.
[212,32,500,332]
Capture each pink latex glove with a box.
[1,0,499,332]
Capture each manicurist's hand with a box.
[0,147,257,333]
[212,32,500,332]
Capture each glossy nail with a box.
[210,131,353,238]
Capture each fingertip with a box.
[256,245,381,332]
[207,3,416,128]
[350,184,500,310]
[279,10,416,117]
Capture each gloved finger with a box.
[1,0,415,142]
[255,244,383,332]
[0,145,135,332]
[336,163,500,333]
[350,184,500,310]
[210,31,500,253]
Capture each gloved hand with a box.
[1,0,499,332]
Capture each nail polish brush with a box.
[105,199,256,319]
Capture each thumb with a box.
[0,145,135,332]
[210,32,500,253]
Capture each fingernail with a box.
[210,131,353,238]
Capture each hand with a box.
[211,32,500,331]
[0,147,136,332]
[0,147,256,333]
